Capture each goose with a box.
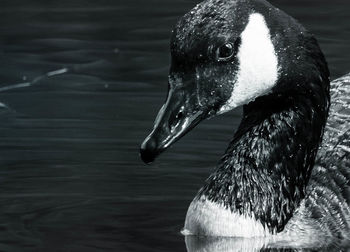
[140,0,350,247]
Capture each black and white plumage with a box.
[140,0,350,247]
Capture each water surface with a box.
[0,0,349,251]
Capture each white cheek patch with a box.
[220,13,279,113]
[183,196,271,237]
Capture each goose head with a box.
[140,0,329,164]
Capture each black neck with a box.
[198,79,330,232]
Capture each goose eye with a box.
[216,38,241,62]
[216,43,234,61]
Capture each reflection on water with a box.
[185,235,344,252]
[186,236,270,252]
[0,0,349,251]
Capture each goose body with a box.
[183,74,350,243]
[140,0,350,246]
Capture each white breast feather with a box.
[183,196,271,237]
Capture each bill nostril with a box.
[169,111,184,132]
[176,111,183,120]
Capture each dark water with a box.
[0,0,348,251]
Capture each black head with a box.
[140,0,329,164]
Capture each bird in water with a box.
[140,0,350,248]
